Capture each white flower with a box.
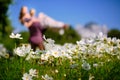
[99,32,103,37]
[55,69,59,73]
[93,63,98,68]
[9,33,23,39]
[70,64,78,69]
[42,74,53,80]
[64,74,66,77]
[25,51,41,60]
[29,68,38,77]
[97,32,106,40]
[40,53,51,61]
[82,62,91,70]
[0,44,9,58]
[76,39,86,45]
[59,29,64,35]
[51,50,61,58]
[0,44,6,52]
[44,38,55,50]
[46,38,55,44]
[117,55,120,60]
[14,47,26,57]
[14,44,31,57]
[22,73,32,80]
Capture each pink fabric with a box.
[29,22,43,45]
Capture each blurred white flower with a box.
[42,74,53,80]
[97,32,106,40]
[0,44,9,58]
[50,49,61,58]
[44,38,55,50]
[14,47,26,57]
[14,44,31,57]
[82,62,91,70]
[117,55,120,60]
[59,29,64,35]
[46,38,55,44]
[70,64,78,69]
[22,73,32,80]
[9,33,23,39]
[40,53,50,61]
[29,68,38,77]
[76,39,86,45]
[0,44,6,52]
[26,50,41,60]
[98,32,103,37]
[64,74,66,77]
[93,63,98,68]
[89,74,94,80]
[55,69,59,73]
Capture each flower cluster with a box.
[0,32,119,79]
[41,32,120,70]
[14,32,120,71]
[11,32,120,73]
[76,32,120,59]
[14,44,42,60]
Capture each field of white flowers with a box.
[0,32,120,80]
